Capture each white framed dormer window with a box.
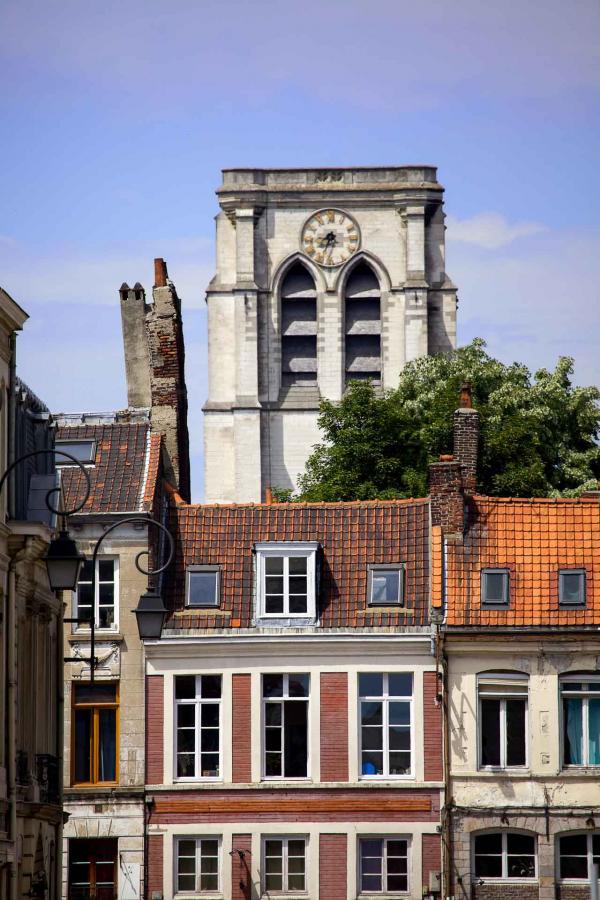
[175,836,221,894]
[186,566,221,608]
[55,439,96,465]
[74,557,118,630]
[478,673,528,769]
[174,674,222,780]
[359,672,413,778]
[255,542,319,622]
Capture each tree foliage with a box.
[290,339,600,501]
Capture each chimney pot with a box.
[120,282,130,292]
[439,454,454,462]
[154,258,168,288]
[459,382,473,409]
[265,486,273,505]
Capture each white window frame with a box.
[262,673,310,781]
[477,673,529,770]
[261,835,308,895]
[73,556,119,632]
[174,675,222,783]
[357,835,411,895]
[358,672,414,781]
[472,830,537,882]
[557,832,600,883]
[560,675,600,768]
[255,541,319,620]
[173,835,221,895]
[185,566,221,608]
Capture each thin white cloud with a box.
[446,213,547,250]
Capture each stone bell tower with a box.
[203,167,457,503]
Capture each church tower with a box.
[203,167,457,502]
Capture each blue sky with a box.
[1,0,598,499]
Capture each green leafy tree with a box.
[292,339,600,501]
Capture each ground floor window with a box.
[175,837,220,893]
[559,833,600,880]
[68,838,117,900]
[473,831,536,880]
[359,837,409,893]
[262,836,306,893]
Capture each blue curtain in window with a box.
[565,699,583,765]
[589,699,600,765]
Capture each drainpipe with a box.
[7,563,17,900]
[55,588,65,900]
[592,864,599,900]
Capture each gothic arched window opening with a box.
[280,264,317,388]
[344,263,381,386]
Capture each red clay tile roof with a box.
[445,496,600,628]
[165,499,430,630]
[56,423,161,515]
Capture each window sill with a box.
[67,631,123,643]
[560,766,600,774]
[359,775,414,782]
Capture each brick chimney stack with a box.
[429,384,480,535]
[453,382,480,496]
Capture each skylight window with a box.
[55,440,96,465]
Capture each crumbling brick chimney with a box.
[429,383,480,536]
[119,260,191,503]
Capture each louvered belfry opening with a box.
[280,263,317,387]
[344,262,381,385]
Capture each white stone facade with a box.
[203,167,457,502]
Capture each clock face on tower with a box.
[301,208,360,267]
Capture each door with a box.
[68,839,118,900]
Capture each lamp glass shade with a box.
[44,531,86,591]
[134,589,166,640]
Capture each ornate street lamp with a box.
[134,588,168,640]
[43,529,86,591]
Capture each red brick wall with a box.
[557,888,590,900]
[320,673,348,781]
[423,671,443,782]
[319,834,347,900]
[421,833,441,895]
[146,834,163,897]
[146,675,164,784]
[232,674,252,782]
[473,885,539,900]
[231,834,252,900]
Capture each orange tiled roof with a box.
[445,496,600,628]
[165,499,430,629]
[56,423,161,515]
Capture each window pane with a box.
[389,726,410,750]
[201,704,219,727]
[289,557,307,574]
[389,673,413,697]
[284,700,308,777]
[177,729,195,752]
[77,582,93,611]
[265,752,281,776]
[175,676,196,700]
[387,875,408,891]
[389,702,410,725]
[561,572,584,604]
[98,560,114,582]
[483,571,507,604]
[265,704,281,726]
[475,833,503,854]
[359,673,383,697]
[265,594,284,614]
[589,699,600,765]
[263,675,283,697]
[560,834,587,855]
[199,873,218,891]
[362,727,383,750]
[188,571,218,607]
[481,699,501,766]
[98,709,116,781]
[564,698,583,764]
[200,675,221,699]
[264,839,282,857]
[55,440,95,463]
[265,557,284,574]
[74,710,91,782]
[371,570,399,604]
[361,701,383,726]
[74,683,117,704]
[177,753,195,777]
[265,576,284,594]
[389,751,411,774]
[177,874,195,891]
[361,751,383,775]
[200,753,219,776]
[177,705,194,727]
[289,674,309,697]
[475,854,502,878]
[98,603,114,629]
[288,840,305,857]
[289,592,308,614]
[201,729,219,752]
[506,699,526,766]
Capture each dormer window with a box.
[481,569,510,608]
[186,567,221,608]
[368,564,405,606]
[55,439,96,465]
[559,569,586,607]
[255,542,319,622]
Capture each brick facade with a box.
[319,833,347,900]
[422,832,442,895]
[320,672,349,782]
[232,674,252,783]
[429,459,463,534]
[472,885,539,900]
[231,834,252,900]
[423,671,443,782]
[146,675,164,784]
[453,406,479,495]
[146,834,163,897]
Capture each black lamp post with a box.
[134,588,168,640]
[43,530,87,592]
